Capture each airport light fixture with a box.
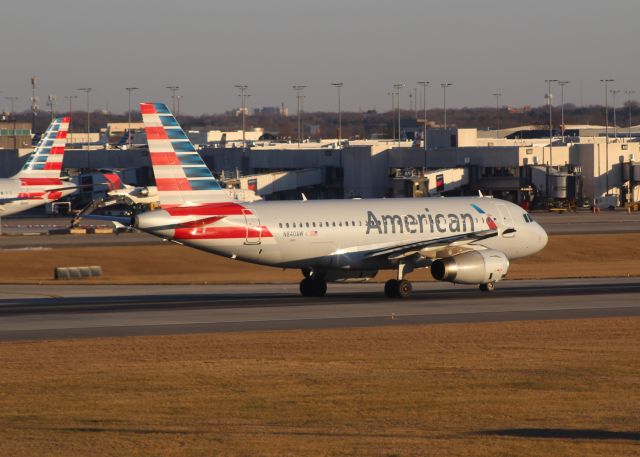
[293,85,306,147]
[5,96,18,149]
[64,95,78,134]
[492,92,502,139]
[600,79,614,194]
[235,85,249,151]
[166,85,180,113]
[441,83,452,130]
[331,83,343,148]
[387,91,395,141]
[393,84,404,147]
[544,80,558,167]
[610,89,620,139]
[77,87,92,152]
[558,81,570,142]
[625,90,636,138]
[5,96,18,115]
[417,81,430,155]
[47,95,57,121]
[126,87,139,150]
[176,95,183,117]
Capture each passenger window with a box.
[286,223,290,228]
[332,222,336,227]
[306,222,309,227]
[312,222,316,227]
[339,222,342,227]
[279,223,283,228]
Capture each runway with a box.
[1,277,639,341]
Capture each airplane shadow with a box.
[475,428,640,441]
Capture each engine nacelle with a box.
[430,249,509,284]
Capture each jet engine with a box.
[430,249,509,284]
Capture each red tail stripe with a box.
[56,131,68,139]
[140,103,157,114]
[145,127,168,140]
[174,226,272,240]
[43,162,63,171]
[49,146,65,155]
[150,152,180,166]
[166,202,250,216]
[19,178,63,186]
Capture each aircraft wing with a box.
[363,228,504,260]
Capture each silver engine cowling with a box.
[430,249,509,284]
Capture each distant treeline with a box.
[10,102,640,138]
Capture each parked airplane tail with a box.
[140,102,229,208]
[15,117,70,181]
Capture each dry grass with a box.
[0,318,639,456]
[2,233,640,284]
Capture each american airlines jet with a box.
[0,117,76,217]
[133,103,547,298]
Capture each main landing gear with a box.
[479,282,496,292]
[299,276,327,297]
[384,261,415,299]
[384,279,412,299]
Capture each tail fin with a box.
[15,117,70,179]
[140,102,229,207]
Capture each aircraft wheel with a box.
[396,280,413,299]
[479,282,496,292]
[300,277,327,297]
[313,279,327,297]
[384,279,398,298]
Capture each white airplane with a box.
[0,117,76,217]
[132,102,547,298]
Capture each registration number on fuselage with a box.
[282,230,305,238]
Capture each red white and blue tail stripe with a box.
[140,102,228,208]
[15,117,70,185]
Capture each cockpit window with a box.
[522,213,534,223]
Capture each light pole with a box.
[625,90,636,139]
[176,95,183,117]
[417,81,429,154]
[331,83,343,147]
[393,84,404,147]
[387,92,395,141]
[47,95,57,121]
[5,96,18,150]
[30,76,38,135]
[166,85,179,113]
[610,89,620,139]
[5,96,17,115]
[77,87,92,152]
[293,85,306,147]
[441,83,452,129]
[413,87,418,119]
[64,95,77,135]
[126,87,139,150]
[558,81,570,142]
[601,79,614,194]
[545,80,558,168]
[235,85,248,151]
[492,92,502,139]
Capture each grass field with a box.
[2,233,640,284]
[1,318,639,456]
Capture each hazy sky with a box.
[1,0,638,115]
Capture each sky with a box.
[1,0,639,115]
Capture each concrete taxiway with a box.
[1,277,639,341]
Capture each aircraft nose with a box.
[536,222,548,252]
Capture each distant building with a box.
[0,120,31,149]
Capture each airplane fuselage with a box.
[136,197,547,272]
[0,178,76,217]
